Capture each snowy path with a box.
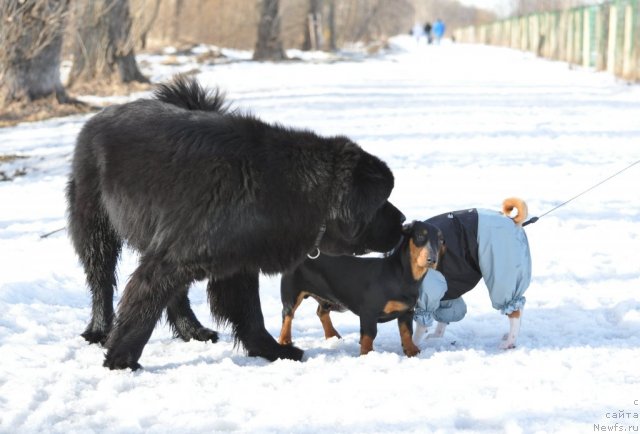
[1,37,639,433]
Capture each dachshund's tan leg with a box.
[278,292,308,345]
[398,317,420,357]
[360,335,374,355]
[316,304,341,339]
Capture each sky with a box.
[459,0,513,15]
[1,36,639,433]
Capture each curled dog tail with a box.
[154,74,230,113]
[502,197,528,226]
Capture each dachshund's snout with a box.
[426,248,438,268]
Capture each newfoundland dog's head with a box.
[320,148,405,256]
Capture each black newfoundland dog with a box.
[66,76,404,370]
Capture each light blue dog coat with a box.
[414,209,531,327]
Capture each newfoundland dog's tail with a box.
[154,75,230,113]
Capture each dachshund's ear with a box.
[402,221,415,235]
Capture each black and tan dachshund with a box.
[278,221,444,357]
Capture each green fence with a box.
[454,0,640,81]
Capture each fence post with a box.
[576,9,584,65]
[568,10,575,63]
[596,5,609,70]
[607,5,618,74]
[504,19,511,47]
[634,0,640,81]
[550,12,559,60]
[622,3,634,79]
[583,8,592,67]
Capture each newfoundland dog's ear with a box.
[342,153,394,222]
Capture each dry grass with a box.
[0,154,26,163]
[0,80,154,128]
[66,80,153,98]
[0,96,94,128]
[0,155,28,181]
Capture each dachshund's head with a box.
[402,220,445,280]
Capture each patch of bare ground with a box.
[0,80,154,128]
[0,96,93,128]
[0,155,28,181]
[66,80,153,98]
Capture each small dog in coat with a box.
[413,198,532,349]
[279,220,444,357]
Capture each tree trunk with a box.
[0,0,70,105]
[68,0,148,88]
[303,0,323,51]
[253,0,286,61]
[171,0,184,43]
[328,0,337,51]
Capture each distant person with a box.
[433,18,446,44]
[411,22,425,45]
[424,22,433,44]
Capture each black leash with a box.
[523,159,640,227]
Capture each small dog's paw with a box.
[500,334,517,350]
[403,341,421,357]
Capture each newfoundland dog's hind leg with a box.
[166,288,219,343]
[67,178,122,345]
[104,255,191,370]
[207,272,304,361]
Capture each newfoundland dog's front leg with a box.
[207,272,304,361]
[104,257,188,370]
[166,288,219,343]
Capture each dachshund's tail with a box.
[502,197,528,226]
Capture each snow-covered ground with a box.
[1,36,639,433]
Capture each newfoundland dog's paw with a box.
[174,325,219,343]
[248,343,304,362]
[192,327,219,343]
[277,344,304,361]
[81,329,109,346]
[103,350,143,371]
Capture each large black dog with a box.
[278,221,443,357]
[66,76,404,370]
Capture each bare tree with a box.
[336,0,413,45]
[327,0,337,51]
[130,0,162,50]
[0,0,70,105]
[254,0,286,60]
[67,0,148,88]
[302,0,323,50]
[140,0,495,53]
